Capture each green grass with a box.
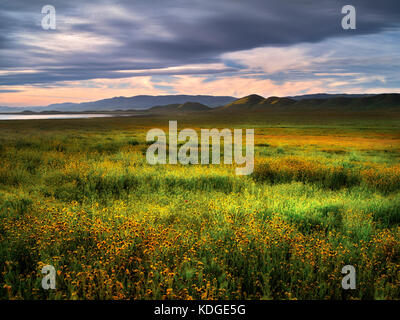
[0,113,399,300]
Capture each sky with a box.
[1,0,400,107]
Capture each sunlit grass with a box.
[0,115,399,300]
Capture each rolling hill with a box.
[211,93,400,114]
[2,93,400,115]
[214,94,297,112]
[217,94,265,112]
[148,102,211,113]
[0,95,236,113]
[287,93,376,100]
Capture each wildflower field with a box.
[0,113,399,300]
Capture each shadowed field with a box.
[0,112,399,299]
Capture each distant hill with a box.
[215,94,296,112]
[288,93,376,101]
[0,95,236,113]
[212,93,400,113]
[148,102,211,113]
[2,93,400,115]
[177,102,211,112]
[0,106,28,113]
[218,94,265,112]
[290,94,400,112]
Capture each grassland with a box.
[0,112,399,300]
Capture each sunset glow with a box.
[1,1,400,106]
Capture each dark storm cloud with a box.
[0,0,399,86]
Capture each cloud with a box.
[0,89,21,93]
[220,29,400,91]
[222,47,316,74]
[141,75,328,98]
[0,0,400,105]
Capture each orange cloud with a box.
[0,74,340,107]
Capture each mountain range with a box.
[149,94,400,114]
[1,93,400,114]
[287,93,377,101]
[148,102,211,113]
[212,94,400,113]
[0,95,235,113]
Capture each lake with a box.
[0,114,114,120]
